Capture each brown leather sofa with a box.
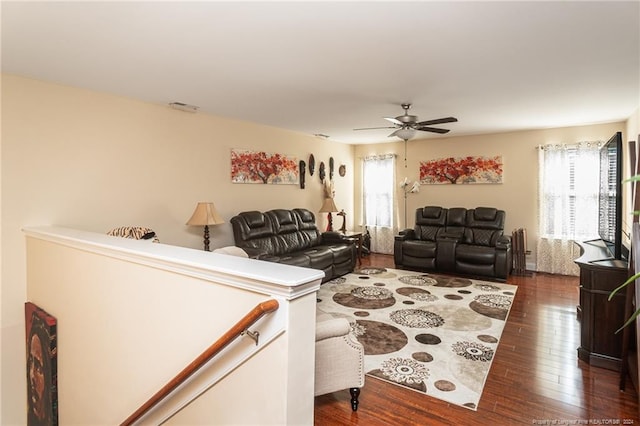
[230,208,356,282]
[394,206,512,280]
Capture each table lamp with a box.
[319,198,339,232]
[186,202,224,251]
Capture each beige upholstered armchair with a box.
[315,312,365,411]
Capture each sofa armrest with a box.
[496,235,511,250]
[316,315,351,341]
[314,313,365,398]
[395,229,416,241]
[239,247,269,259]
[212,246,249,258]
[322,231,351,244]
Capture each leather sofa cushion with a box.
[294,208,322,246]
[419,206,446,220]
[466,208,504,229]
[468,229,497,246]
[267,210,309,253]
[269,209,299,233]
[464,208,506,246]
[244,211,273,237]
[244,236,280,255]
[402,240,437,258]
[473,207,498,221]
[302,247,334,269]
[328,244,355,264]
[415,206,447,241]
[447,208,466,226]
[229,210,280,255]
[456,244,496,264]
[415,226,442,242]
[271,253,311,268]
[456,262,495,277]
[444,207,467,239]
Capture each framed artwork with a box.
[25,302,58,426]
[231,149,299,185]
[420,155,503,184]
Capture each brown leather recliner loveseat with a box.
[230,208,356,282]
[394,206,512,280]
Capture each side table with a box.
[340,231,363,264]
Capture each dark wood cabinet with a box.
[575,240,629,371]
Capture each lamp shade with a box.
[186,202,224,226]
[319,198,339,213]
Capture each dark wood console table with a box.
[574,240,629,371]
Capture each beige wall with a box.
[0,74,354,424]
[354,121,627,267]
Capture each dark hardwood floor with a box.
[315,254,640,425]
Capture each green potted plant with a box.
[608,174,640,333]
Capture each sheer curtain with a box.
[362,154,398,254]
[537,142,601,275]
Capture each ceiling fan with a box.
[355,103,458,140]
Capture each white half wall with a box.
[24,226,321,425]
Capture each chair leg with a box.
[349,387,360,411]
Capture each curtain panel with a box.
[362,154,398,254]
[536,142,602,275]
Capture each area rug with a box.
[316,267,517,411]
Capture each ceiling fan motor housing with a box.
[397,103,417,123]
[397,114,418,124]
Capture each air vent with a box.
[169,102,199,113]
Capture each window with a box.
[537,142,601,274]
[363,154,394,227]
[362,154,397,254]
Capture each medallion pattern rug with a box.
[316,267,517,410]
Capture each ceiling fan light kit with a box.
[390,127,416,141]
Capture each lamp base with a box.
[203,225,210,251]
[326,213,333,232]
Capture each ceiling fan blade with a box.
[416,117,458,126]
[354,126,397,131]
[384,117,403,126]
[415,126,451,134]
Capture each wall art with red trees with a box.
[419,155,503,184]
[231,149,299,185]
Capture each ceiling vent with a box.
[169,102,199,113]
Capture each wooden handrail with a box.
[121,298,280,426]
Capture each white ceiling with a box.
[2,1,639,144]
